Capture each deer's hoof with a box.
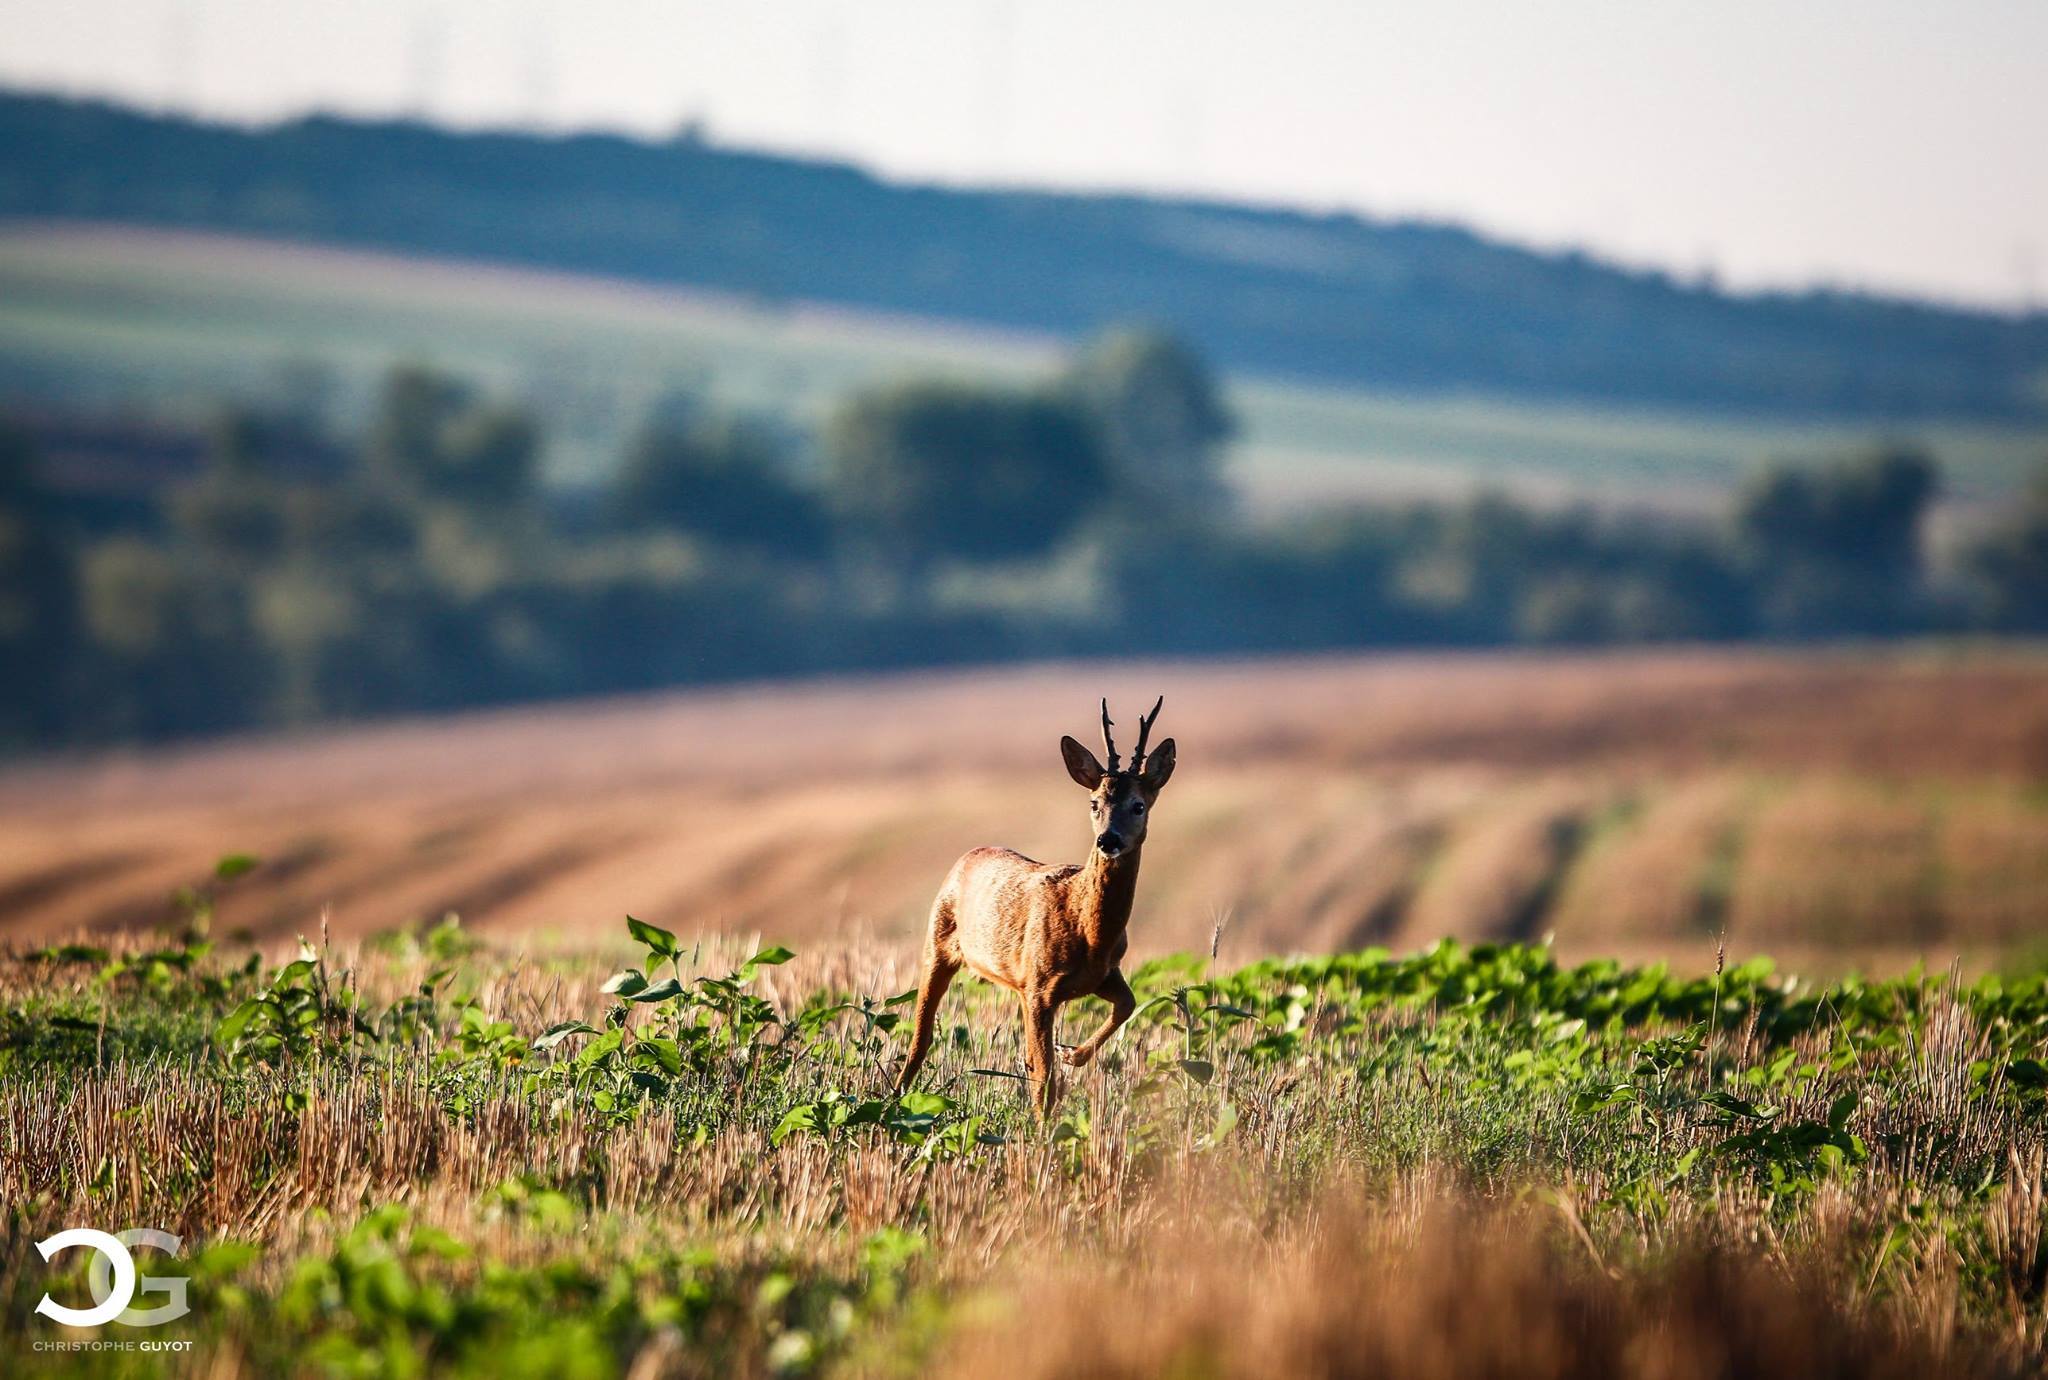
[1062,1046,1093,1068]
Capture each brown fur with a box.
[897,716,1176,1115]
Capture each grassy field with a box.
[2,909,2047,1376]
[5,223,2046,512]
[5,648,2048,1374]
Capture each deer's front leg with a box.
[896,948,957,1093]
[1021,993,1061,1117]
[1063,969,1135,1068]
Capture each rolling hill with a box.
[4,90,2047,420]
[9,224,2045,510]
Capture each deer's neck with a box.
[1075,846,1142,948]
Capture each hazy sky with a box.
[5,0,2046,310]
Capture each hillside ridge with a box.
[4,89,2046,419]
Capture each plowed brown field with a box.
[5,649,2046,970]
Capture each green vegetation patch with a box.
[4,898,2047,1376]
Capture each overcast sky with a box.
[5,0,2045,311]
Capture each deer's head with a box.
[1059,696,1176,860]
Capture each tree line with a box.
[3,328,2045,750]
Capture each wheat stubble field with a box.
[6,649,2048,1377]
[5,647,2048,971]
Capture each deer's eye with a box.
[1132,802,1146,814]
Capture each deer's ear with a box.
[1139,738,1176,792]
[1059,735,1105,789]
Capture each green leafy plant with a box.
[215,939,373,1068]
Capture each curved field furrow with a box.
[3,649,2047,972]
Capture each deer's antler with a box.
[1100,697,1121,773]
[1131,695,1165,770]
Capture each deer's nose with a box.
[1096,831,1124,856]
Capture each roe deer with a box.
[897,696,1175,1115]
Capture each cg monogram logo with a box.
[34,1228,191,1328]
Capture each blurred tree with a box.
[0,347,2016,753]
[1515,573,1616,644]
[0,422,74,741]
[78,537,267,736]
[826,381,1105,570]
[248,557,492,724]
[1061,327,1234,513]
[369,365,538,509]
[437,404,540,508]
[1092,506,1417,654]
[1514,573,1707,645]
[369,365,467,480]
[167,407,294,567]
[1395,493,1555,640]
[610,412,827,557]
[251,561,371,723]
[267,356,341,436]
[283,484,417,561]
[1733,445,1938,635]
[1961,461,2048,631]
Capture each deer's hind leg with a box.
[896,904,959,1092]
[1022,992,1062,1117]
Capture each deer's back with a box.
[936,846,1083,991]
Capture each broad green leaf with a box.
[409,1226,471,1260]
[842,1099,890,1128]
[1702,1089,1770,1120]
[627,978,685,1004]
[796,1001,858,1034]
[861,1226,927,1273]
[636,1037,683,1076]
[626,916,679,958]
[1049,1112,1089,1144]
[1572,1081,1635,1115]
[601,969,648,997]
[2006,1058,2048,1090]
[532,1021,597,1051]
[1664,1147,1702,1184]
[1177,1058,1215,1085]
[214,853,261,881]
[32,944,110,965]
[772,1104,820,1147]
[214,1000,262,1046]
[747,944,797,967]
[576,1028,625,1068]
[189,1241,263,1280]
